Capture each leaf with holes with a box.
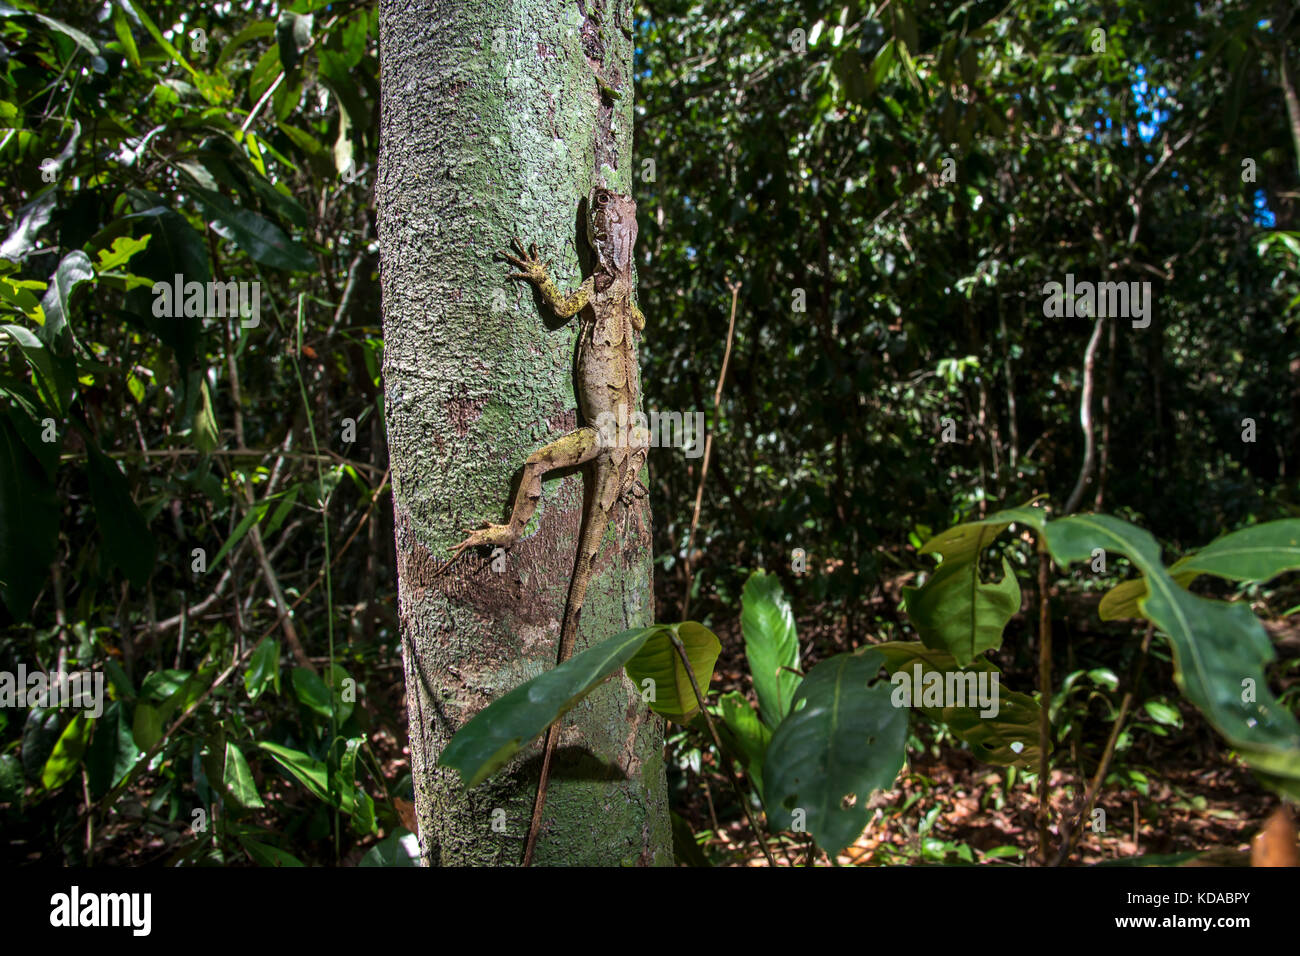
[762,650,907,853]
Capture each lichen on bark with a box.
[378,0,668,865]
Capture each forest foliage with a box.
[1,0,1298,865]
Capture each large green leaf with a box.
[762,649,908,853]
[2,322,71,415]
[717,691,771,800]
[740,570,801,728]
[86,443,155,588]
[901,508,1038,666]
[257,741,349,810]
[291,666,333,719]
[38,250,93,347]
[21,707,63,780]
[1100,519,1300,620]
[624,621,721,722]
[1042,514,1300,794]
[0,411,59,621]
[222,742,265,809]
[189,187,314,272]
[244,638,281,700]
[359,830,420,867]
[41,713,93,790]
[84,700,139,796]
[239,837,305,867]
[121,202,208,367]
[873,641,1043,769]
[441,625,668,788]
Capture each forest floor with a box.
[675,596,1298,867]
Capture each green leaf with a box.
[244,639,281,700]
[0,7,100,55]
[94,234,150,272]
[624,621,721,722]
[762,650,908,853]
[3,321,70,415]
[0,411,59,621]
[41,713,93,790]
[291,666,333,719]
[0,752,23,804]
[239,836,304,866]
[209,498,271,571]
[257,741,349,810]
[188,187,313,272]
[1143,700,1182,728]
[121,203,208,368]
[192,377,219,452]
[140,668,191,701]
[222,742,265,808]
[1100,520,1300,620]
[740,570,801,728]
[110,4,140,69]
[123,0,227,103]
[439,625,665,788]
[38,250,94,346]
[131,701,163,751]
[21,707,63,780]
[215,20,276,69]
[316,48,370,139]
[902,508,1036,666]
[360,830,420,866]
[718,691,771,800]
[86,443,155,588]
[1042,514,1300,794]
[85,700,139,796]
[873,641,1043,769]
[327,663,356,725]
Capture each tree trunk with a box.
[379,0,669,866]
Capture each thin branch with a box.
[681,280,741,620]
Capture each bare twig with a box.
[681,279,741,620]
[667,630,778,867]
[1055,622,1155,865]
[1036,533,1054,865]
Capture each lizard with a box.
[437,185,648,866]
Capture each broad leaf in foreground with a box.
[441,624,721,788]
[902,507,1040,666]
[763,649,907,854]
[873,641,1042,769]
[1042,514,1300,797]
[740,570,801,728]
[1100,519,1300,620]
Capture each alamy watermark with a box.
[595,404,705,458]
[0,666,104,718]
[890,663,1000,718]
[152,274,261,328]
[1042,273,1152,329]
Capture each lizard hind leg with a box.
[439,426,602,572]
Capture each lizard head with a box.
[586,187,637,284]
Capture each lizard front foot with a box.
[499,237,549,286]
[438,522,519,573]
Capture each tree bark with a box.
[379,0,669,866]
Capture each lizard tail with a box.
[522,463,614,865]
